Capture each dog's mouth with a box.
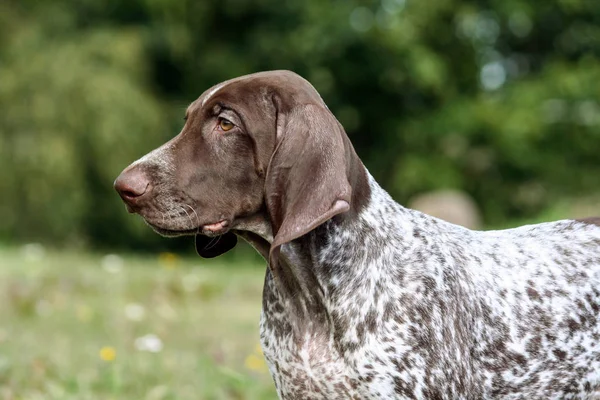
[146,219,231,238]
[146,219,238,258]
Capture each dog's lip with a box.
[201,219,230,235]
[147,223,196,237]
[146,219,231,237]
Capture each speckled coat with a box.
[260,174,600,399]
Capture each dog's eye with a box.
[218,118,234,132]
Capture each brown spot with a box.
[547,378,561,392]
[526,286,541,301]
[361,373,374,383]
[491,375,509,396]
[536,308,552,329]
[365,309,378,333]
[356,321,366,343]
[564,377,580,394]
[585,293,600,313]
[422,388,444,400]
[393,377,416,399]
[552,348,567,361]
[525,280,542,302]
[525,335,542,355]
[347,378,359,390]
[566,318,581,333]
[509,351,528,368]
[383,302,396,320]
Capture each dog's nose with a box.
[114,167,150,209]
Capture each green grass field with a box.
[0,245,278,400]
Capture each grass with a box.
[0,245,277,400]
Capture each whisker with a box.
[182,203,201,235]
[178,205,194,229]
[204,236,221,250]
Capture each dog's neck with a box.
[235,172,421,333]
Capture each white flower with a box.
[101,254,123,274]
[124,303,146,322]
[146,385,169,400]
[134,334,163,353]
[181,274,202,293]
[21,243,45,262]
[35,300,52,317]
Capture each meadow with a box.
[0,245,278,400]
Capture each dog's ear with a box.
[195,233,237,258]
[265,103,353,272]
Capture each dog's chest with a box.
[258,269,462,400]
[259,323,362,399]
[259,274,361,399]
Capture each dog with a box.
[115,70,600,399]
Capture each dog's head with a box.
[114,70,366,264]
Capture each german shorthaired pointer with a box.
[115,70,600,399]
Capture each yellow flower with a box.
[245,344,268,372]
[99,346,116,362]
[158,252,178,269]
[244,354,266,372]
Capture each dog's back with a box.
[458,218,600,397]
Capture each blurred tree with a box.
[0,3,172,249]
[0,0,598,249]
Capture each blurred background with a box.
[0,0,598,398]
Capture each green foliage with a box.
[0,0,598,249]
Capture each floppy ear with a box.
[265,103,353,272]
[195,233,237,258]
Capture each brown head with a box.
[114,70,368,268]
